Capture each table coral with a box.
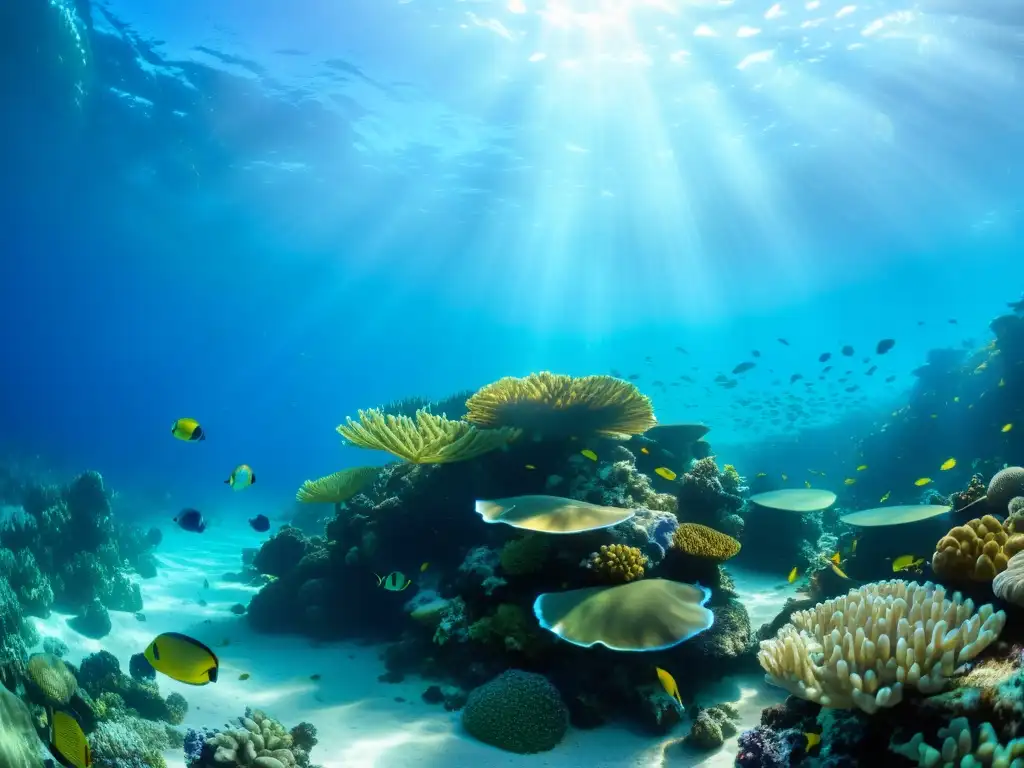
[671,523,741,562]
[932,514,1024,581]
[758,580,1005,714]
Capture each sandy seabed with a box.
[29,528,794,768]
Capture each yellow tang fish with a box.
[804,481,811,488]
[376,571,412,591]
[880,491,891,503]
[806,732,821,751]
[224,464,255,491]
[914,477,932,486]
[856,464,868,471]
[49,710,91,768]
[655,667,682,707]
[892,554,925,573]
[171,417,205,442]
[830,552,841,565]
[641,447,650,454]
[654,467,677,481]
[525,464,536,470]
[787,566,799,584]
[844,478,856,486]
[756,472,767,478]
[1003,424,1014,433]
[144,631,220,685]
[939,458,956,471]
[822,555,850,579]
[581,449,598,461]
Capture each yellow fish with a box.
[420,562,430,572]
[806,732,821,751]
[939,458,956,471]
[641,447,650,454]
[376,572,412,591]
[756,472,767,478]
[144,632,220,685]
[830,552,841,565]
[1003,423,1014,433]
[856,464,868,471]
[581,449,598,461]
[171,417,205,442]
[224,464,255,491]
[781,473,788,481]
[49,710,91,768]
[914,477,932,486]
[892,554,925,573]
[844,478,856,486]
[975,362,988,373]
[654,467,677,481]
[239,673,251,681]
[850,537,860,554]
[804,481,811,488]
[880,491,891,503]
[655,667,682,707]
[787,566,799,583]
[525,464,536,470]
[828,561,851,580]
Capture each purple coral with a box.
[183,728,207,767]
[736,726,791,768]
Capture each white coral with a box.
[891,717,1024,767]
[758,580,1005,714]
[994,551,1024,607]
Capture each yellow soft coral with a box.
[295,466,378,503]
[464,372,656,439]
[671,523,741,561]
[587,544,647,583]
[931,514,1024,581]
[337,408,520,464]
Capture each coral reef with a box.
[684,702,740,749]
[670,523,741,561]
[676,457,745,531]
[464,371,657,439]
[758,580,1005,713]
[951,473,988,512]
[932,514,1024,581]
[891,717,1024,765]
[461,670,569,754]
[586,543,647,583]
[337,408,520,464]
[186,707,320,767]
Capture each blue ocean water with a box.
[1,1,1024,765]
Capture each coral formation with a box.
[994,551,1024,606]
[586,543,647,583]
[498,535,551,576]
[464,371,657,439]
[294,466,377,503]
[891,717,1024,765]
[187,707,319,767]
[758,580,1005,713]
[985,466,1024,514]
[931,514,1024,581]
[25,652,77,706]
[684,703,740,749]
[670,523,741,561]
[337,408,520,464]
[951,473,987,511]
[461,670,569,754]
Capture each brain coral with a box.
[758,580,1005,714]
[931,515,1024,581]
[987,467,1024,514]
[462,670,569,753]
[25,652,77,706]
[587,544,647,583]
[671,523,741,561]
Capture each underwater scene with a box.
[2,0,1024,766]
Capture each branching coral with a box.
[757,580,1005,714]
[931,514,1024,581]
[337,408,520,464]
[586,544,647,583]
[294,466,377,503]
[891,717,1024,766]
[464,371,657,439]
[200,708,310,767]
[670,523,741,561]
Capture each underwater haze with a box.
[2,0,1024,766]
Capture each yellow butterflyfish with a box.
[914,477,932,486]
[641,447,650,454]
[787,566,799,583]
[654,467,677,481]
[655,667,682,707]
[1003,423,1013,433]
[49,710,91,768]
[144,632,219,685]
[171,417,205,442]
[880,491,891,503]
[939,458,956,471]
[856,464,868,471]
[806,732,821,750]
[844,478,856,486]
[892,554,925,573]
[830,552,841,565]
[581,449,598,461]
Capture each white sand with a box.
[29,532,795,767]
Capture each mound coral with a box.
[684,703,740,750]
[985,466,1024,514]
[994,551,1024,606]
[464,371,657,439]
[294,466,377,503]
[25,652,77,706]
[891,717,1024,766]
[671,523,741,561]
[461,670,569,754]
[337,408,519,464]
[931,514,1024,581]
[757,580,1005,714]
[587,543,647,583]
